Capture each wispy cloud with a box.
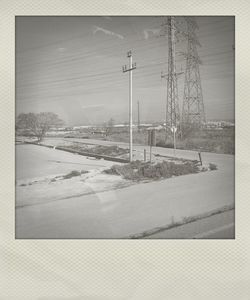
[93,26,124,40]
[81,104,104,110]
[143,28,161,40]
[57,47,66,52]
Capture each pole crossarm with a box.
[161,71,184,79]
[122,63,136,72]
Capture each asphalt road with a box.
[142,209,235,239]
[49,136,234,166]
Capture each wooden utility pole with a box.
[122,51,136,162]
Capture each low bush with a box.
[62,144,128,157]
[63,170,82,179]
[209,163,218,171]
[90,145,128,156]
[103,160,199,181]
[81,170,88,174]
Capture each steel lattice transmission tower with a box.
[162,17,181,135]
[182,17,206,129]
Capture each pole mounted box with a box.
[148,129,156,146]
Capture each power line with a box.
[16,47,234,89]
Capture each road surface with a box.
[44,136,234,169]
[142,209,235,239]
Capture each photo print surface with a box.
[15,16,235,239]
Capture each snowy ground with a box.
[16,144,130,208]
[15,143,194,208]
[15,140,234,239]
[16,144,115,180]
[16,169,131,208]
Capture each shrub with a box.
[209,163,218,171]
[103,160,200,181]
[63,170,81,179]
[81,170,88,174]
[62,144,128,157]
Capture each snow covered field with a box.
[15,141,234,239]
[16,144,129,208]
[16,144,115,180]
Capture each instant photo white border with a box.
[0,0,248,299]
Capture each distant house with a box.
[146,125,164,131]
[221,121,235,128]
[205,121,222,129]
[91,130,106,135]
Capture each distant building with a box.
[146,125,164,131]
[205,121,235,129]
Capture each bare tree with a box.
[16,112,64,142]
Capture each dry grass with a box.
[105,128,235,154]
[62,144,128,157]
[106,131,147,145]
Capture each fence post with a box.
[198,152,202,166]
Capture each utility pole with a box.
[161,16,182,154]
[182,17,206,131]
[122,50,136,162]
[137,100,140,132]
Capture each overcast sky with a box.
[16,16,234,125]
